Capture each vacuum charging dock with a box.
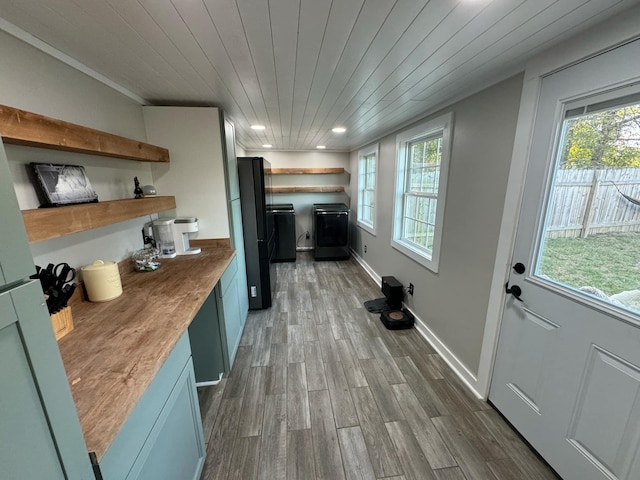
[364,276,414,330]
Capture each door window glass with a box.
[536,98,640,312]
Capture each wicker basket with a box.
[50,306,74,340]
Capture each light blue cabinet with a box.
[0,152,35,286]
[98,332,205,480]
[1,285,67,479]
[230,197,250,318]
[130,362,204,480]
[188,112,248,380]
[223,114,240,201]
[218,255,244,368]
[0,138,94,479]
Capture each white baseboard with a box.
[404,305,483,399]
[351,248,484,400]
[350,249,381,286]
[296,246,314,252]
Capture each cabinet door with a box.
[128,360,205,480]
[0,139,34,285]
[221,275,243,368]
[0,282,94,479]
[0,289,64,479]
[222,114,239,200]
[230,198,249,322]
[188,289,227,384]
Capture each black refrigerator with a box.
[237,157,276,309]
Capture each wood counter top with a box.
[57,243,235,461]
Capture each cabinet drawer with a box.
[218,255,238,296]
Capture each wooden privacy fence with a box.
[547,168,640,238]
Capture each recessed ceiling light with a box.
[250,124,266,130]
[316,145,326,149]
[332,127,346,133]
[262,144,272,148]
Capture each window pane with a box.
[366,156,376,173]
[404,217,417,243]
[537,101,640,314]
[404,195,417,220]
[427,197,437,224]
[426,224,435,250]
[358,148,377,230]
[362,190,374,207]
[365,172,375,189]
[401,194,437,252]
[362,205,373,223]
[408,136,443,194]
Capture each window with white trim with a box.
[357,143,378,235]
[392,113,452,272]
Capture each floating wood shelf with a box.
[266,167,345,175]
[0,104,169,163]
[267,186,345,194]
[22,196,176,243]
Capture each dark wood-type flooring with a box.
[198,253,558,480]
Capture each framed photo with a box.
[31,162,98,207]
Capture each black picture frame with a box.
[31,162,98,207]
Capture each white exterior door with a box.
[490,40,640,480]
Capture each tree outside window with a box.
[561,105,640,168]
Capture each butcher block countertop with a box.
[57,240,235,461]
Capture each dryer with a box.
[312,203,350,260]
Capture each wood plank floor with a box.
[199,253,558,480]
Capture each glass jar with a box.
[132,248,160,272]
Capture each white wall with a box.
[143,106,230,240]
[0,30,153,269]
[350,74,524,381]
[245,150,350,249]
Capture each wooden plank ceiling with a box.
[0,0,638,151]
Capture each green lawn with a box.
[538,232,640,296]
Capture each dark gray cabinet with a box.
[189,288,226,383]
[189,254,245,382]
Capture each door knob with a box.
[505,282,523,302]
[512,262,526,274]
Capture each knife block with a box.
[50,306,74,340]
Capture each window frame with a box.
[392,112,453,273]
[357,143,379,235]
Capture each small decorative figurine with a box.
[134,176,144,199]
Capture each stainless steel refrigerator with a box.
[237,157,275,309]
[0,140,93,477]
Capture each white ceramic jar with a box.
[81,260,123,302]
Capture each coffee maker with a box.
[149,219,176,258]
[172,217,201,255]
[143,218,201,258]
